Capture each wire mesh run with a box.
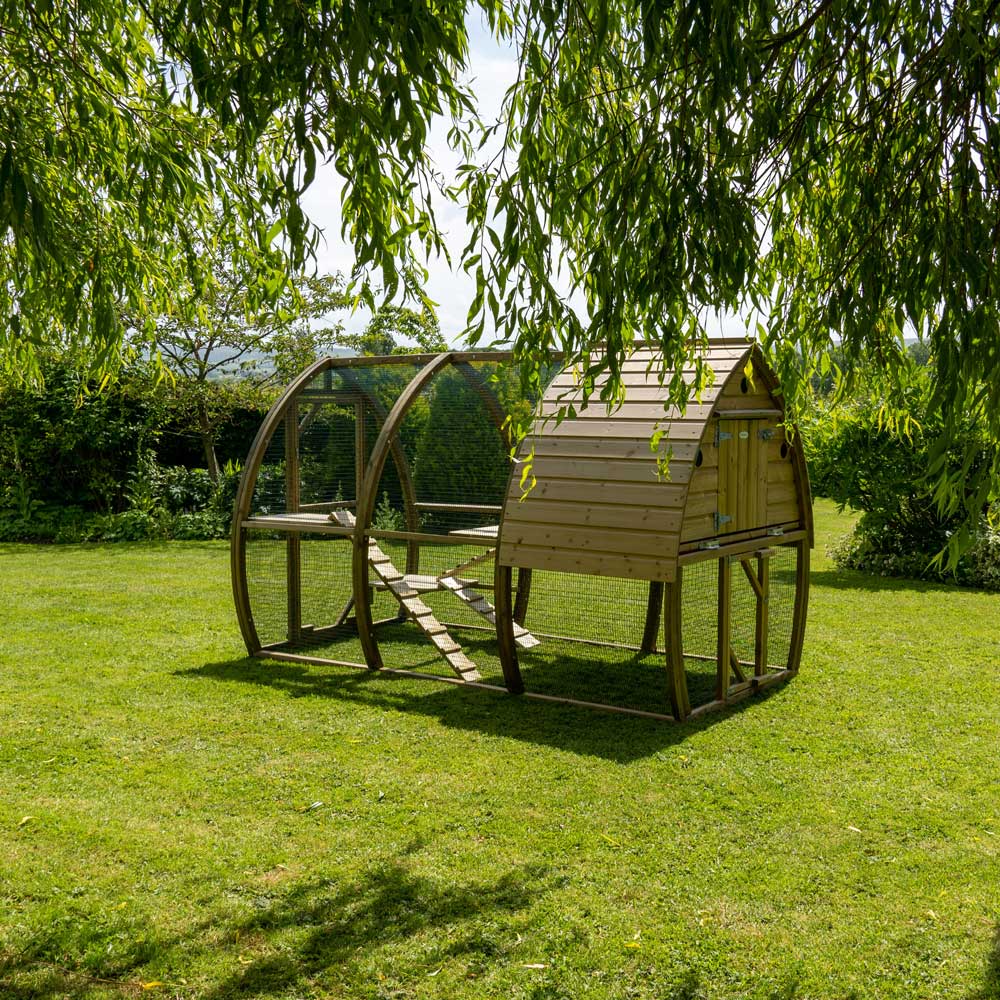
[234,351,807,721]
[679,545,799,710]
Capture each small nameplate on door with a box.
[739,430,749,439]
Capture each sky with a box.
[298,14,745,348]
[299,13,519,345]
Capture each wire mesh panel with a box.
[676,544,801,710]
[244,528,363,662]
[766,544,798,670]
[513,570,674,713]
[679,559,720,707]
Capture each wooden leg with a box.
[754,552,770,676]
[287,536,302,644]
[353,532,383,670]
[512,567,532,626]
[641,581,664,654]
[285,408,302,644]
[716,556,731,702]
[664,571,690,720]
[788,540,810,673]
[494,564,524,694]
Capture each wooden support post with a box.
[664,573,690,721]
[641,581,664,654]
[512,567,532,625]
[354,400,378,613]
[716,555,731,702]
[494,564,524,694]
[754,551,770,676]
[788,539,810,673]
[729,646,748,683]
[285,407,302,644]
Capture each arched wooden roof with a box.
[496,341,813,582]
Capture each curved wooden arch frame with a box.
[338,367,422,574]
[230,356,421,655]
[352,354,530,672]
[352,353,454,670]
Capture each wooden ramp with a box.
[330,510,481,682]
[437,575,540,649]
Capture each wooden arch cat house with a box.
[231,342,812,721]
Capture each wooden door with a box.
[715,419,769,534]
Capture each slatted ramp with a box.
[437,576,540,648]
[330,510,481,682]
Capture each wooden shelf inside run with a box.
[242,513,353,536]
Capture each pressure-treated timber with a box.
[499,343,813,582]
[664,574,690,720]
[285,403,302,644]
[716,557,732,702]
[233,341,813,723]
[641,581,664,653]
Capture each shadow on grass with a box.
[810,568,987,596]
[968,924,1000,1000]
[195,844,550,999]
[0,842,550,999]
[179,648,788,763]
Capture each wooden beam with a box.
[512,567,532,625]
[754,551,770,676]
[641,581,663,653]
[285,405,302,645]
[664,573,691,721]
[679,528,807,564]
[414,502,504,514]
[729,646,748,684]
[788,538,810,673]
[716,556,731,702]
[739,557,764,600]
[494,563,524,693]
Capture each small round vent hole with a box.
[740,376,749,393]
[780,442,789,459]
[695,449,704,468]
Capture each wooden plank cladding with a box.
[499,344,813,581]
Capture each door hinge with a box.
[715,427,733,446]
[758,427,775,441]
[714,511,733,532]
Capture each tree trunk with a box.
[197,401,221,483]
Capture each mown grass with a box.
[1,500,998,999]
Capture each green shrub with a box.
[800,373,999,588]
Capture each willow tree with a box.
[0,0,472,375]
[3,1,999,548]
[461,0,1000,555]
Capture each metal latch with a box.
[758,428,775,441]
[714,511,733,532]
[715,427,733,446]
[767,526,784,536]
[699,539,720,550]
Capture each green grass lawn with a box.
[1,500,998,999]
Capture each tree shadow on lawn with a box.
[968,923,1000,1000]
[179,649,785,763]
[810,568,988,596]
[194,843,551,999]
[0,840,551,999]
